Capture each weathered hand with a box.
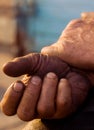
[41,12,94,70]
[1,53,91,121]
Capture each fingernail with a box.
[13,82,24,92]
[31,76,41,85]
[47,72,57,79]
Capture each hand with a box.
[1,53,91,121]
[41,12,94,70]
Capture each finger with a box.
[17,76,42,121]
[37,72,58,118]
[3,53,70,79]
[1,81,25,116]
[3,53,36,77]
[66,72,90,111]
[53,79,72,119]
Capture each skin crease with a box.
[1,12,94,121]
[1,53,91,121]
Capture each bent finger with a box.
[37,72,58,118]
[66,72,90,111]
[17,76,42,121]
[53,79,72,119]
[1,81,25,116]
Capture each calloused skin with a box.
[1,53,91,121]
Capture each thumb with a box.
[3,53,38,77]
[3,53,70,78]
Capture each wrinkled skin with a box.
[41,12,94,70]
[1,12,94,121]
[1,53,91,121]
[41,12,94,86]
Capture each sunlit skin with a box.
[1,12,94,121]
[0,53,91,121]
[41,12,94,70]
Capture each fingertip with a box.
[1,81,25,116]
[13,81,25,92]
[31,76,42,86]
[3,61,19,77]
[59,79,70,86]
[59,78,72,94]
[3,62,12,75]
[46,72,58,79]
[2,56,29,77]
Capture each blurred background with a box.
[0,0,94,129]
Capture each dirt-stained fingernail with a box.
[13,82,24,92]
[31,76,42,85]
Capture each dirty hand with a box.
[1,53,91,121]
